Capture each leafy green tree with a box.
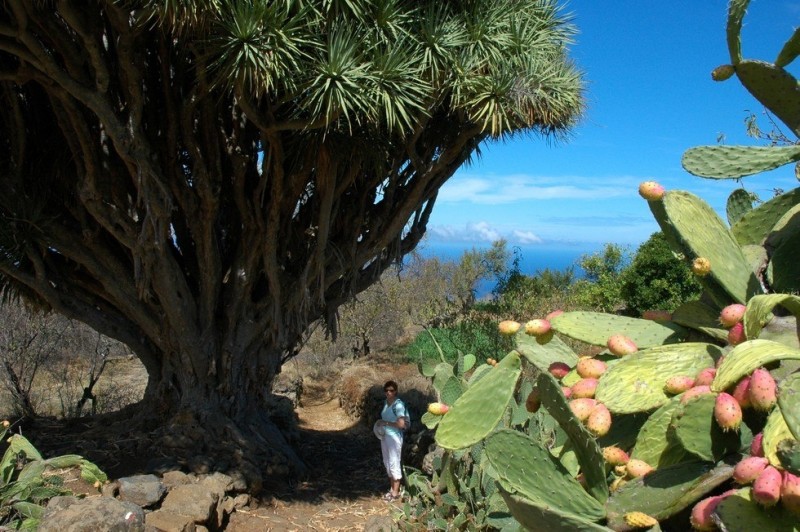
[0,0,583,481]
[571,243,629,312]
[620,232,702,315]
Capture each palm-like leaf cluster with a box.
[144,0,583,136]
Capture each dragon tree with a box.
[0,0,583,485]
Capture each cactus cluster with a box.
[424,2,800,529]
[0,421,107,529]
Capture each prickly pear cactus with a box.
[413,3,800,530]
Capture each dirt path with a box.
[226,395,397,531]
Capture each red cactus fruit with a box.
[664,375,695,395]
[625,459,654,479]
[680,385,712,404]
[695,367,717,387]
[752,465,782,507]
[525,389,541,413]
[548,362,571,380]
[690,495,723,531]
[732,456,769,485]
[727,322,746,346]
[731,376,752,409]
[607,334,638,357]
[569,398,597,422]
[524,318,551,337]
[638,181,665,201]
[781,470,800,517]
[585,403,612,437]
[719,303,746,328]
[750,432,764,457]
[546,309,564,321]
[748,368,777,412]
[576,357,607,379]
[427,402,450,415]
[714,392,742,432]
[571,378,599,399]
[498,320,521,336]
[602,446,630,466]
[561,386,573,399]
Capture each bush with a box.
[620,232,702,315]
[404,321,508,367]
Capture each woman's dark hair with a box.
[384,380,398,391]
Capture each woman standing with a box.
[377,380,407,501]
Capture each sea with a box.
[416,242,603,298]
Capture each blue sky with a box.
[426,0,800,254]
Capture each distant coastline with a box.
[416,241,603,297]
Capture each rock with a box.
[159,483,219,527]
[144,509,196,532]
[118,474,166,507]
[161,470,192,489]
[39,496,145,532]
[200,471,236,494]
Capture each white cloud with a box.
[467,221,502,242]
[428,221,544,245]
[438,173,636,205]
[512,230,543,244]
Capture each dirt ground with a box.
[225,384,400,531]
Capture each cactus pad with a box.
[550,311,687,348]
[735,60,800,136]
[515,330,579,371]
[671,300,728,342]
[778,373,800,439]
[681,144,800,179]
[764,202,800,250]
[595,343,722,414]
[713,339,800,392]
[435,352,521,450]
[440,375,464,405]
[483,429,607,520]
[631,397,689,468]
[776,26,800,67]
[777,438,800,474]
[672,395,743,462]
[726,188,754,225]
[767,229,800,293]
[714,487,800,531]
[763,405,797,468]
[653,190,762,304]
[732,187,800,246]
[605,461,733,529]
[743,294,800,341]
[538,372,608,503]
[499,489,612,532]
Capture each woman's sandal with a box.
[382,492,401,502]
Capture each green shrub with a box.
[404,321,507,366]
[620,232,702,315]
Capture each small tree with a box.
[571,243,629,312]
[620,232,702,315]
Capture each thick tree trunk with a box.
[131,342,308,490]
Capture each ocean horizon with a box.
[416,241,604,297]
